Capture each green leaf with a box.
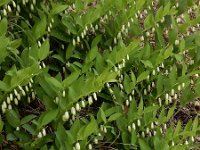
[78,116,98,140]
[0,0,11,7]
[62,16,77,34]
[0,117,4,132]
[38,40,50,60]
[0,36,9,64]
[108,113,122,122]
[38,109,59,129]
[45,76,63,91]
[50,4,68,15]
[6,110,20,128]
[99,108,107,123]
[33,12,47,39]
[21,115,37,125]
[137,71,150,83]
[139,139,151,150]
[0,18,7,36]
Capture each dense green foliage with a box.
[0,0,200,149]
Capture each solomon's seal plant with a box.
[0,0,200,149]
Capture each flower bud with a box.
[7,97,11,104]
[8,104,12,110]
[14,98,18,105]
[137,119,141,127]
[94,138,98,144]
[151,122,154,129]
[144,89,147,95]
[62,111,69,122]
[171,89,175,96]
[75,142,80,150]
[75,103,81,111]
[93,93,97,101]
[142,132,145,137]
[103,127,107,133]
[126,100,129,106]
[182,83,185,88]
[42,129,46,136]
[132,123,136,130]
[73,39,76,46]
[88,96,93,105]
[71,107,76,115]
[62,90,66,97]
[16,127,20,131]
[88,144,92,150]
[37,132,42,138]
[175,40,179,45]
[128,125,132,132]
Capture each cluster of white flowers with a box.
[62,92,98,122]
[37,128,47,138]
[1,78,35,113]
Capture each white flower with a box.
[142,132,145,137]
[77,36,80,43]
[175,40,179,45]
[30,4,34,11]
[32,92,35,100]
[8,104,12,110]
[182,83,185,88]
[126,100,129,106]
[62,90,66,97]
[75,142,80,150]
[103,127,107,133]
[129,95,132,101]
[14,98,18,105]
[16,127,20,131]
[2,101,7,109]
[3,9,7,16]
[7,5,12,12]
[144,89,147,95]
[146,127,149,134]
[25,85,29,92]
[88,144,92,150]
[178,85,181,91]
[73,39,76,46]
[114,37,117,44]
[137,119,141,127]
[152,70,156,75]
[94,138,98,144]
[88,96,93,105]
[93,93,97,101]
[38,41,41,48]
[81,100,86,108]
[62,111,69,122]
[151,122,154,129]
[132,123,136,130]
[71,107,76,115]
[12,1,16,8]
[37,132,42,138]
[7,97,11,104]
[131,90,135,95]
[75,103,81,111]
[42,129,46,136]
[171,89,175,96]
[128,125,132,132]
[140,36,144,41]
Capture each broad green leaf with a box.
[6,110,20,128]
[0,18,7,36]
[139,139,151,150]
[38,109,59,129]
[50,4,68,15]
[38,40,50,60]
[108,113,122,122]
[137,71,150,83]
